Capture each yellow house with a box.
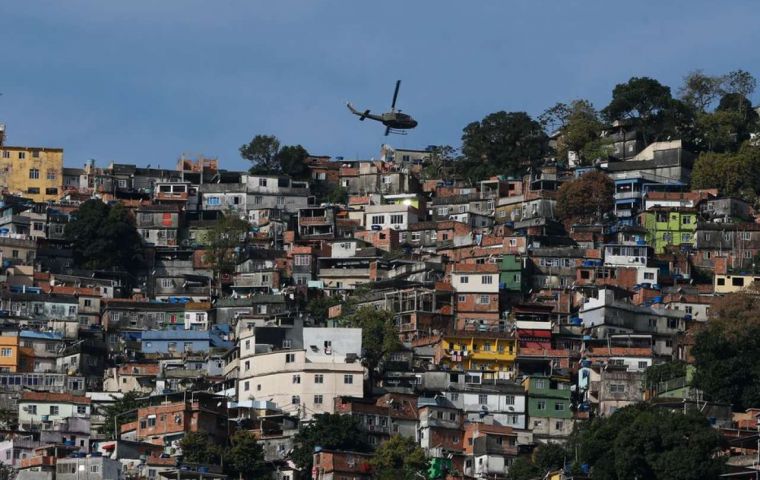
[0,146,64,202]
[0,335,20,372]
[438,332,517,372]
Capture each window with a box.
[478,294,490,304]
[609,384,626,393]
[371,215,385,225]
[18,151,26,160]
[259,178,267,187]
[46,169,57,180]
[295,255,311,266]
[504,395,515,405]
[555,421,564,430]
[292,395,300,405]
[27,405,37,415]
[286,353,295,363]
[207,196,220,206]
[533,379,547,389]
[292,375,301,384]
[244,381,250,391]
[27,187,40,194]
[29,168,40,179]
[90,465,99,473]
[244,360,250,371]
[644,272,655,280]
[536,400,546,411]
[482,342,491,352]
[1,151,8,158]
[314,374,324,384]
[554,403,565,411]
[478,394,488,405]
[460,275,469,284]
[0,348,11,357]
[682,216,692,225]
[681,233,691,243]
[390,214,403,224]
[742,231,752,241]
[160,278,173,288]
[638,361,648,369]
[314,395,323,405]
[482,275,493,284]
[344,374,353,384]
[49,406,59,415]
[255,196,262,205]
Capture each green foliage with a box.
[506,456,540,480]
[343,307,402,383]
[541,100,604,165]
[0,463,15,480]
[203,213,250,289]
[644,361,686,389]
[603,76,694,145]
[422,145,458,180]
[572,404,724,479]
[291,413,369,472]
[370,435,427,480]
[679,70,723,112]
[64,199,143,274]
[225,431,267,480]
[180,431,222,465]
[692,289,760,410]
[98,391,145,440]
[306,295,341,325]
[240,134,310,177]
[460,111,548,181]
[533,443,567,473]
[556,171,614,223]
[691,143,760,200]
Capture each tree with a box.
[533,443,567,473]
[203,213,250,294]
[460,111,548,181]
[225,431,267,480]
[691,142,760,200]
[603,77,686,144]
[291,413,369,472]
[370,435,427,480]
[240,134,311,176]
[720,69,757,100]
[99,391,145,440]
[277,144,310,179]
[422,145,458,180]
[556,171,614,224]
[65,199,143,275]
[679,70,723,112]
[240,135,281,174]
[306,295,341,325]
[343,307,402,388]
[572,404,724,479]
[506,456,540,480]
[692,287,760,410]
[180,431,221,465]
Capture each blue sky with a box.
[1,1,758,171]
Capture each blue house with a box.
[141,327,231,354]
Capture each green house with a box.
[523,375,573,420]
[640,208,697,254]
[499,254,524,292]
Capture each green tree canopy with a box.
[573,404,724,479]
[692,287,760,410]
[225,431,267,480]
[541,100,604,165]
[64,199,143,275]
[369,435,427,480]
[603,76,693,145]
[556,171,614,224]
[460,111,548,181]
[343,307,402,387]
[203,213,251,292]
[690,142,760,200]
[291,413,370,472]
[180,431,221,465]
[99,391,146,440]
[240,134,310,177]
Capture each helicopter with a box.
[347,80,418,136]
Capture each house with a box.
[0,145,63,202]
[334,393,419,447]
[55,456,122,480]
[312,449,373,480]
[450,263,500,331]
[639,207,697,254]
[17,391,91,432]
[140,328,231,355]
[437,332,516,375]
[462,423,519,478]
[364,204,418,231]
[135,204,182,248]
[522,375,574,442]
[241,327,364,419]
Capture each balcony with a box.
[20,455,56,469]
[299,216,330,225]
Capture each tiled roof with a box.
[20,392,91,405]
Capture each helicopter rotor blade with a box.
[384,126,391,136]
[360,110,370,121]
[390,80,401,111]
